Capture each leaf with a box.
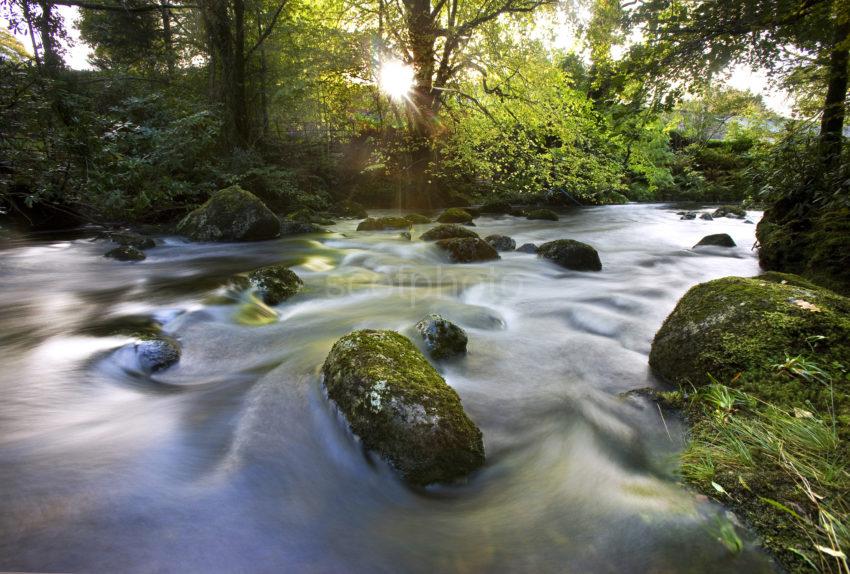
[758,497,802,520]
[711,481,728,496]
[815,545,846,559]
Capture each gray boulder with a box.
[694,233,736,248]
[416,314,468,359]
[485,234,516,252]
[538,239,602,271]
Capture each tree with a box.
[630,0,849,173]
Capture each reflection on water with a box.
[0,205,776,573]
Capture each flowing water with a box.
[0,204,777,573]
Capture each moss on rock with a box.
[177,186,280,242]
[537,239,601,271]
[420,224,479,241]
[435,237,500,263]
[322,330,485,485]
[404,213,432,224]
[357,217,412,231]
[713,205,746,218]
[649,275,850,419]
[478,200,513,215]
[436,208,474,224]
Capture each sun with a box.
[378,60,414,101]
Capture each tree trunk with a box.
[231,0,249,146]
[819,19,849,172]
[37,0,61,71]
[160,2,175,76]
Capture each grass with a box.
[673,361,849,573]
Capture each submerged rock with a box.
[135,335,181,373]
[537,239,601,271]
[322,330,485,485]
[694,233,736,248]
[105,245,146,261]
[516,243,538,254]
[404,213,432,224]
[713,205,746,218]
[238,265,303,305]
[649,275,850,402]
[177,186,280,242]
[485,234,516,252]
[416,314,468,359]
[420,224,479,241]
[680,212,697,220]
[400,231,412,240]
[526,208,559,221]
[435,238,500,263]
[357,217,411,231]
[436,208,474,224]
[103,230,155,249]
[699,213,713,221]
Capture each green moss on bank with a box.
[649,274,850,572]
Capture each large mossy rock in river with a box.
[420,224,479,241]
[322,330,485,485]
[357,217,411,231]
[435,238,500,263]
[177,185,280,242]
[649,274,850,417]
[436,208,474,224]
[537,239,601,271]
[416,314,468,359]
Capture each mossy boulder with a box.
[420,224,479,241]
[105,245,146,261]
[234,265,303,305]
[286,209,335,226]
[649,275,850,417]
[537,239,601,271]
[526,208,559,221]
[436,208,474,224]
[322,330,485,485]
[435,238,500,263]
[516,243,538,254]
[485,234,516,252]
[415,314,468,359]
[357,217,412,231]
[177,186,280,242]
[404,213,432,224]
[135,334,181,373]
[694,233,736,248]
[713,205,746,218]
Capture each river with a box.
[0,204,776,573]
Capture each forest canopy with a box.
[0,0,847,220]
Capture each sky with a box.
[5,5,795,116]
